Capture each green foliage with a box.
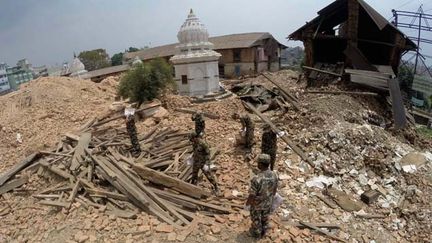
[111,52,124,66]
[416,126,432,139]
[118,58,174,105]
[398,65,414,93]
[78,49,111,71]
[127,47,140,52]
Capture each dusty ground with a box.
[0,71,431,242]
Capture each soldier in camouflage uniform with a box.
[261,124,277,170]
[126,113,141,156]
[189,132,219,193]
[191,112,205,137]
[240,114,255,150]
[246,154,278,238]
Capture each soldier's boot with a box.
[249,210,263,239]
[203,170,220,195]
[261,212,271,237]
[190,174,198,185]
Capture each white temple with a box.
[69,55,88,78]
[170,9,221,96]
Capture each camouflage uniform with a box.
[261,125,277,170]
[126,114,141,156]
[247,154,278,238]
[192,112,205,137]
[190,135,219,191]
[240,114,255,150]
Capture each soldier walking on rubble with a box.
[125,107,141,156]
[261,124,277,170]
[240,114,255,150]
[246,154,278,239]
[192,111,205,137]
[189,132,219,194]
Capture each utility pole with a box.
[392,5,432,76]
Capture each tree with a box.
[127,47,140,52]
[111,52,124,66]
[78,49,111,71]
[118,58,174,105]
[398,65,414,94]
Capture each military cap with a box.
[257,154,271,164]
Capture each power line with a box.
[396,0,417,10]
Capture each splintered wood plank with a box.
[388,78,407,129]
[86,188,129,201]
[92,156,180,227]
[39,200,71,208]
[299,221,347,243]
[150,187,233,214]
[0,176,29,195]
[0,153,40,186]
[67,180,81,202]
[132,164,211,199]
[91,156,150,210]
[106,157,186,227]
[70,132,92,171]
[40,161,74,181]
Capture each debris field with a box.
[0,70,431,243]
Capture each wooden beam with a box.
[302,66,342,77]
[132,164,211,199]
[243,102,314,168]
[0,176,29,195]
[0,153,40,186]
[286,222,341,230]
[260,73,300,111]
[305,90,379,97]
[299,221,347,243]
[151,187,233,214]
[87,188,129,201]
[70,132,92,171]
[39,200,71,208]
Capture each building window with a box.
[181,75,188,85]
[233,49,241,62]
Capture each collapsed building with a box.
[288,0,416,84]
[288,0,419,129]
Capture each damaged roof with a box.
[288,0,416,49]
[124,32,286,61]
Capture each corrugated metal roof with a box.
[124,32,284,61]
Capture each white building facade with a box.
[170,9,221,96]
[0,63,11,93]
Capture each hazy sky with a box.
[0,0,431,67]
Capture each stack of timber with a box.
[345,68,391,91]
[0,122,234,228]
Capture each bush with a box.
[118,58,174,105]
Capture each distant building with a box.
[124,32,286,78]
[32,65,49,78]
[0,63,11,94]
[6,59,34,90]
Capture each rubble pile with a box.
[0,116,235,226]
[0,70,431,242]
[0,77,114,172]
[243,72,432,242]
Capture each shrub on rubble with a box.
[118,58,174,105]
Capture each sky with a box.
[0,0,431,67]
